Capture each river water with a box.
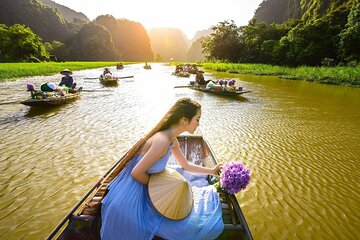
[0,63,359,240]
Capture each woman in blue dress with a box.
[101,98,224,240]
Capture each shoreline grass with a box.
[201,63,360,87]
[0,62,132,81]
[2,62,359,87]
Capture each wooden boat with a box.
[20,91,81,107]
[99,75,119,85]
[192,85,251,96]
[172,72,191,78]
[189,81,251,96]
[116,63,124,70]
[47,134,253,240]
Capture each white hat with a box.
[148,168,193,220]
[47,82,56,90]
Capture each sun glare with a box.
[52,0,263,39]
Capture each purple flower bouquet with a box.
[214,161,251,194]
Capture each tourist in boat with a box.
[175,64,183,74]
[101,97,224,240]
[103,67,112,76]
[41,82,66,96]
[195,71,215,86]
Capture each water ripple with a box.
[0,64,360,239]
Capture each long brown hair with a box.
[110,98,201,177]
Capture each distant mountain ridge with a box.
[191,27,213,42]
[0,0,215,61]
[148,28,189,61]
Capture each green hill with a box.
[0,0,73,42]
[253,0,355,26]
[40,0,89,24]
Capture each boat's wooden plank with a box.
[47,134,252,240]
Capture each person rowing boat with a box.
[195,71,216,87]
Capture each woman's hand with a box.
[212,163,223,175]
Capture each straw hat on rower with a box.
[60,69,73,75]
[148,168,193,220]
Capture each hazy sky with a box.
[51,0,263,39]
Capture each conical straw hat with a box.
[148,168,193,220]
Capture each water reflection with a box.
[0,64,359,240]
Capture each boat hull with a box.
[100,77,119,85]
[48,135,253,240]
[193,86,251,96]
[20,93,81,107]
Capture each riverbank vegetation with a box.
[0,62,124,81]
[202,63,360,87]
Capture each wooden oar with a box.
[81,89,113,92]
[84,75,133,80]
[174,85,192,88]
[0,100,21,105]
[118,75,134,79]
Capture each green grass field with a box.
[2,62,359,87]
[201,63,360,87]
[0,62,128,81]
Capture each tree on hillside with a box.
[338,0,360,64]
[277,19,341,66]
[241,19,300,64]
[0,24,49,62]
[202,20,242,62]
[0,0,73,42]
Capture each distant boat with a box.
[191,85,251,96]
[99,75,119,85]
[172,72,190,78]
[47,134,253,240]
[116,63,124,70]
[189,81,251,96]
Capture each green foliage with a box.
[0,0,73,42]
[0,24,49,62]
[202,20,243,62]
[278,19,341,65]
[0,62,123,81]
[254,0,303,25]
[338,0,360,64]
[201,62,360,87]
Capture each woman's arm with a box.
[131,133,169,184]
[171,138,222,175]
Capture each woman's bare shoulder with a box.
[152,131,171,146]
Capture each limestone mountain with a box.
[40,0,90,24]
[253,0,355,26]
[148,28,189,62]
[191,27,213,42]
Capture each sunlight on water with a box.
[0,64,360,239]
